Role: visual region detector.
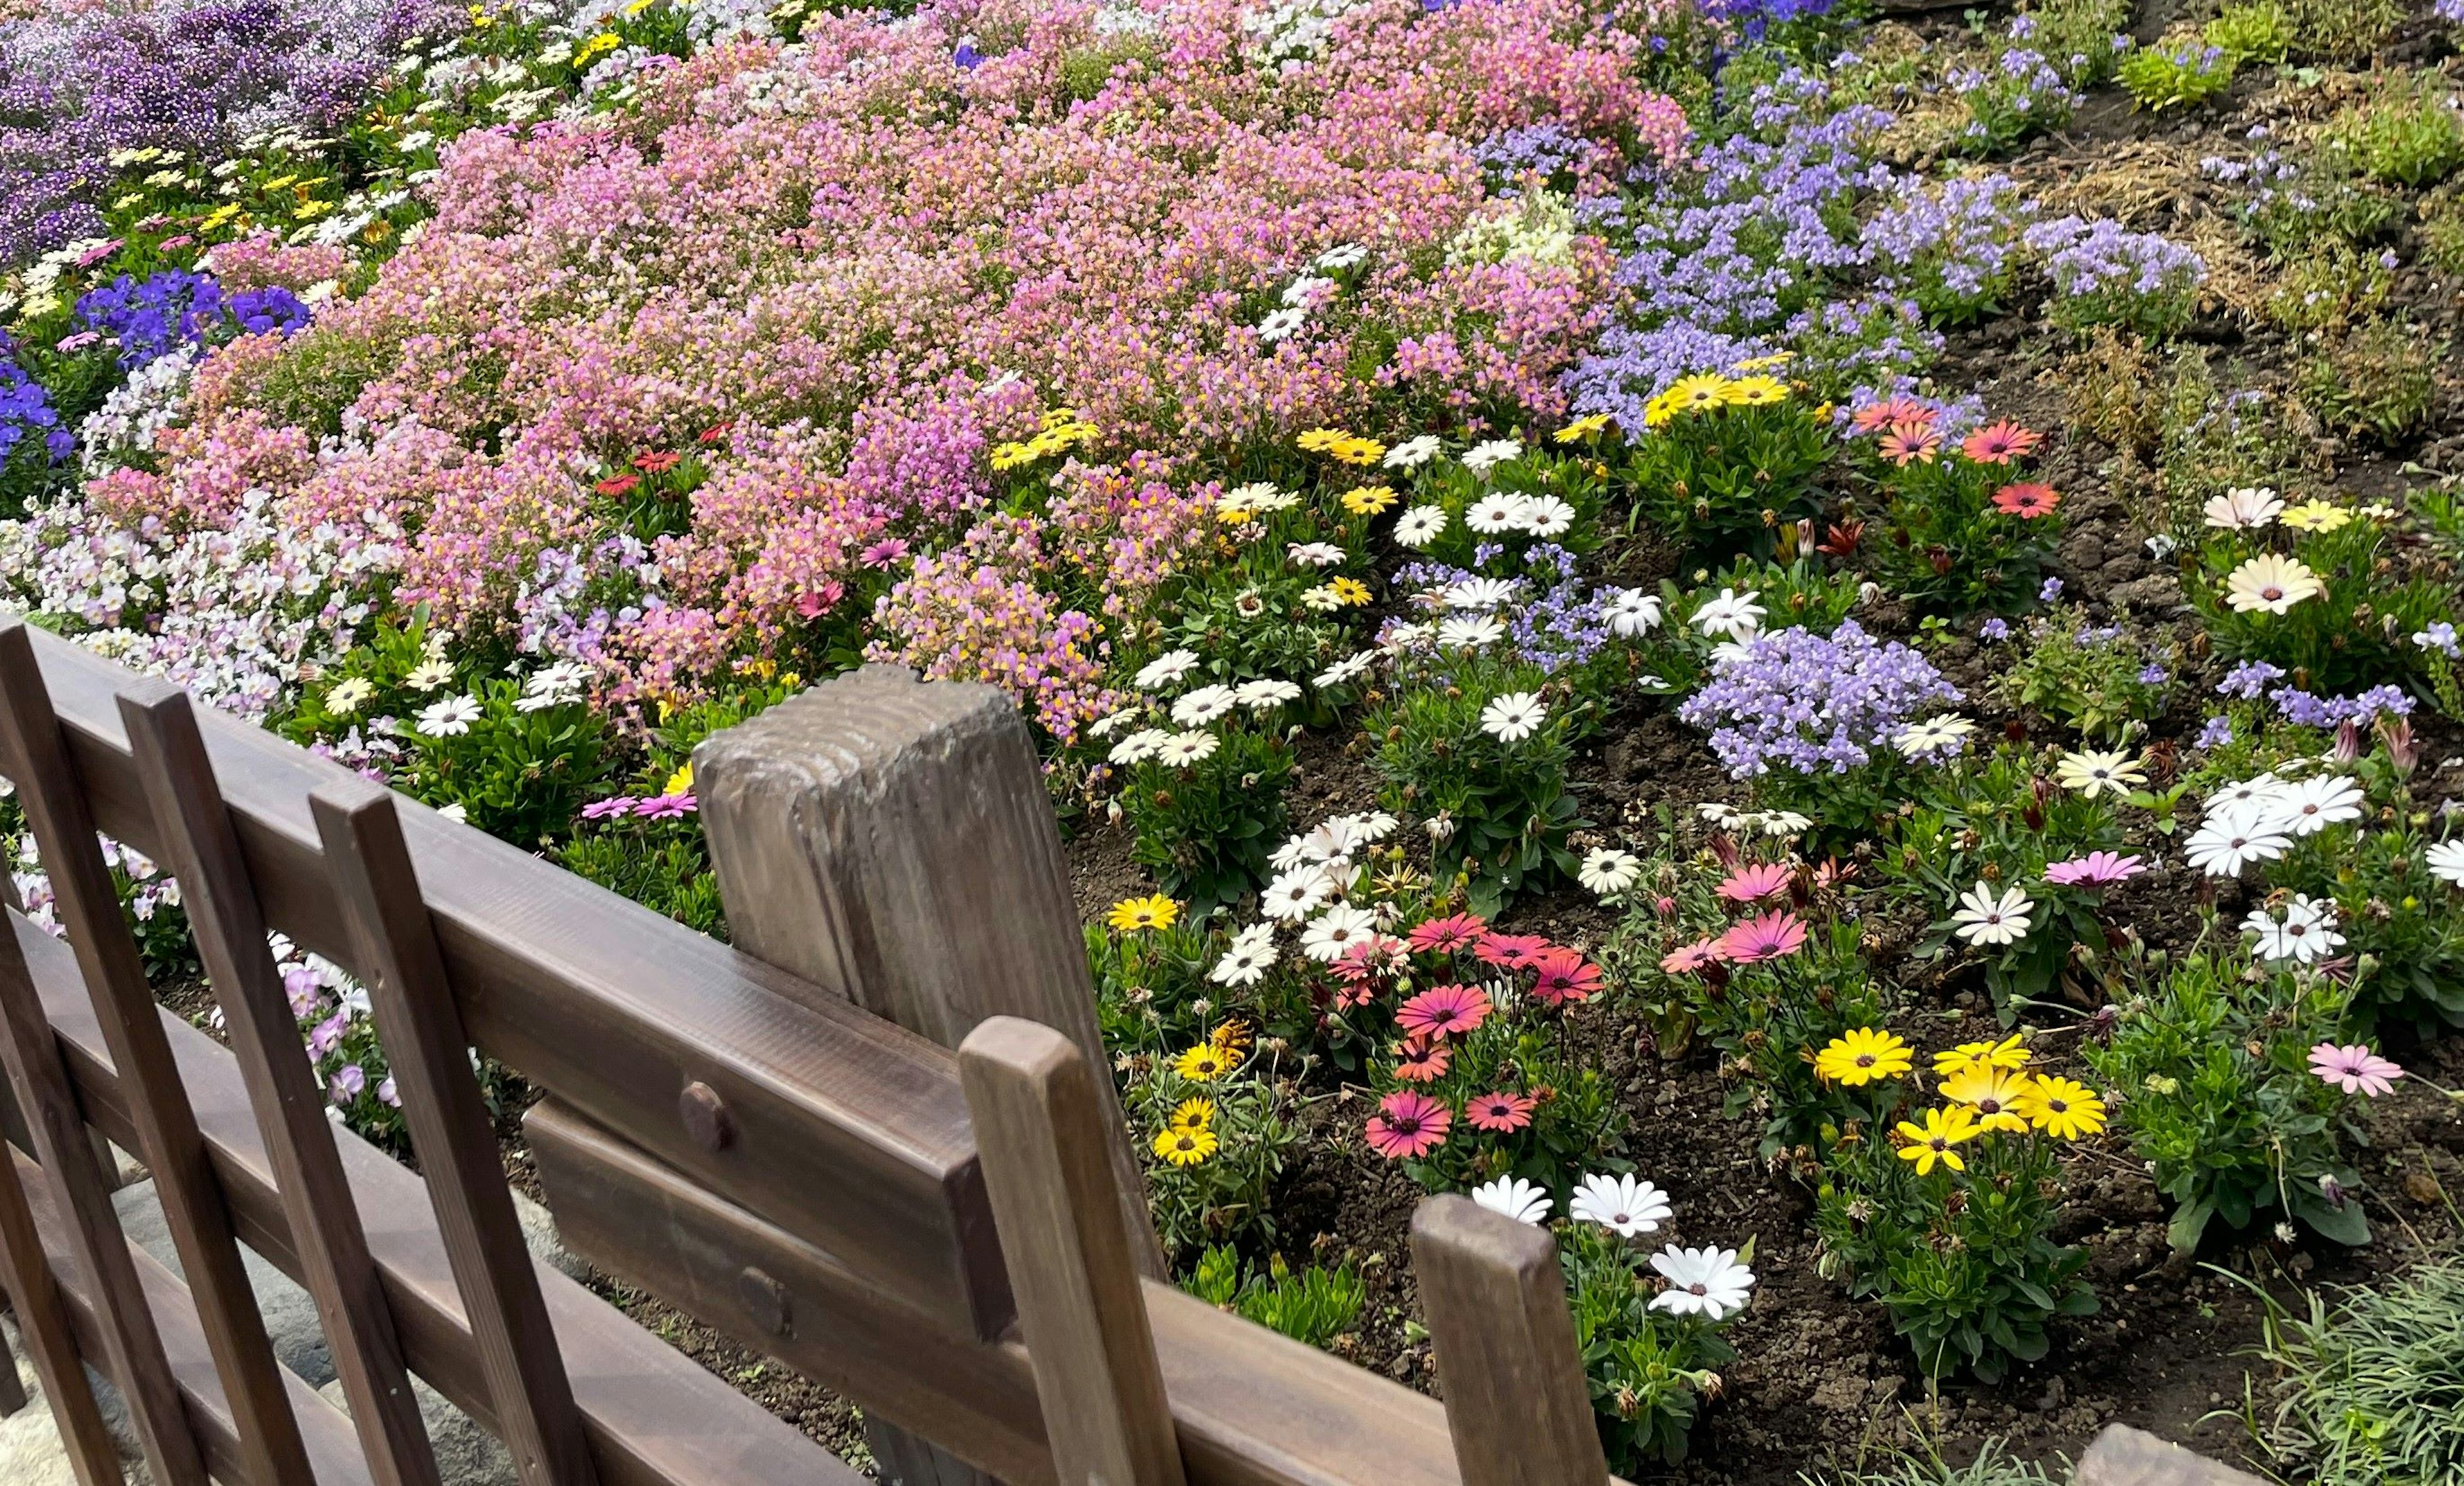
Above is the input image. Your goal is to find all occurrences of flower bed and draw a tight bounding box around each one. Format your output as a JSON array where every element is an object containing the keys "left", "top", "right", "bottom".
[{"left": 4, "top": 0, "right": 2464, "bottom": 1478}]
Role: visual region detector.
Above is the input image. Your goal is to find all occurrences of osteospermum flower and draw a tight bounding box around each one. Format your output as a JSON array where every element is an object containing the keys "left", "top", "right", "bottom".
[
  {"left": 2245, "top": 895, "right": 2344, "bottom": 965},
  {"left": 1394, "top": 506, "right": 1448, "bottom": 547},
  {"left": 1364, "top": 1091, "right": 1450, "bottom": 1159},
  {"left": 1302, "top": 904, "right": 1380, "bottom": 962},
  {"left": 415, "top": 696, "right": 481, "bottom": 737},
  {"left": 1723, "top": 375, "right": 1788, "bottom": 406},
  {"left": 1480, "top": 692, "right": 1548, "bottom": 743},
  {"left": 1990, "top": 483, "right": 2060, "bottom": 518},
  {"left": 1407, "top": 912, "right": 1487, "bottom": 953},
  {"left": 1529, "top": 948, "right": 1604, "bottom": 1006},
  {"left": 1604, "top": 590, "right": 1663, "bottom": 636},
  {"left": 1895, "top": 1106, "right": 1981, "bottom": 1174},
  {"left": 1210, "top": 925, "right": 1278, "bottom": 986},
  {"left": 1648, "top": 1246, "right": 1755, "bottom": 1319},
  {"left": 1940, "top": 1066, "right": 2035, "bottom": 1132},
  {"left": 2307, "top": 1043, "right": 2404, "bottom": 1097},
  {"left": 2203, "top": 486, "right": 2283, "bottom": 530},
  {"left": 2278, "top": 499, "right": 2351, "bottom": 533},
  {"left": 2225, "top": 554, "right": 2325, "bottom": 614},
  {"left": 2015, "top": 1077, "right": 2105, "bottom": 1139},
  {"left": 1960, "top": 421, "right": 2042, "bottom": 464},
  {"left": 1661, "top": 374, "right": 1731, "bottom": 416},
  {"left": 1392, "top": 1040, "right": 1451, "bottom": 1082},
  {"left": 1934, "top": 1035, "right": 2030, "bottom": 1079},
  {"left": 1716, "top": 910, "right": 1806, "bottom": 964},
  {"left": 1173, "top": 1042, "right": 1234, "bottom": 1081},
  {"left": 1475, "top": 932, "right": 1550, "bottom": 969},
  {"left": 1471, "top": 1176, "right": 1552, "bottom": 1225},
  {"left": 1168, "top": 1098, "right": 1215, "bottom": 1133},
  {"left": 1716, "top": 862, "right": 1794, "bottom": 904},
  {"left": 1571, "top": 1174, "right": 1672, "bottom": 1236},
  {"left": 1951, "top": 882, "right": 2035, "bottom": 946},
  {"left": 1816, "top": 1028, "right": 1913, "bottom": 1086},
  {"left": 1464, "top": 1091, "right": 1536, "bottom": 1132},
  {"left": 1108, "top": 894, "right": 1179, "bottom": 933},
  {"left": 1691, "top": 588, "right": 1765, "bottom": 640},
  {"left": 1154, "top": 1125, "right": 1218, "bottom": 1166},
  {"left": 1396, "top": 984, "right": 1491, "bottom": 1041},
  {"left": 1894, "top": 715, "right": 1976, "bottom": 760},
  {"left": 2429, "top": 839, "right": 2464, "bottom": 886},
  {"left": 2271, "top": 774, "right": 2363, "bottom": 837},
  {"left": 1579, "top": 848, "right": 1644, "bottom": 896},
  {"left": 2044, "top": 851, "right": 2144, "bottom": 887},
  {"left": 2186, "top": 805, "right": 2293, "bottom": 876},
  {"left": 1341, "top": 484, "right": 1398, "bottom": 515},
  {"left": 1879, "top": 421, "right": 1943, "bottom": 465},
  {"left": 2055, "top": 748, "right": 2146, "bottom": 799},
  {"left": 1156, "top": 732, "right": 1219, "bottom": 767}
]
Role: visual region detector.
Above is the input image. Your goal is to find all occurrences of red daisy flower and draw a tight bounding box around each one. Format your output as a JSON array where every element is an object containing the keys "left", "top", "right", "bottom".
[
  {"left": 1392, "top": 1039, "right": 1451, "bottom": 1082},
  {"left": 1960, "top": 421, "right": 2041, "bottom": 465},
  {"left": 594, "top": 473, "right": 641, "bottom": 497},
  {"left": 1991, "top": 483, "right": 2060, "bottom": 518},
  {"left": 1474, "top": 932, "right": 1550, "bottom": 969},
  {"left": 1529, "top": 948, "right": 1603, "bottom": 1007},
  {"left": 1407, "top": 912, "right": 1488, "bottom": 953},
  {"left": 1396, "top": 984, "right": 1491, "bottom": 1042},
  {"left": 634, "top": 450, "right": 683, "bottom": 473},
  {"left": 1464, "top": 1091, "right": 1536, "bottom": 1132}
]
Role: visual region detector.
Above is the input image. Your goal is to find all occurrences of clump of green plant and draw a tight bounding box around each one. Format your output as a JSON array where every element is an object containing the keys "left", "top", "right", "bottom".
[
  {"left": 1115, "top": 722, "right": 1294, "bottom": 913},
  {"left": 1852, "top": 415, "right": 2062, "bottom": 617},
  {"left": 2263, "top": 243, "right": 2394, "bottom": 332},
  {"left": 2119, "top": 37, "right": 2237, "bottom": 112},
  {"left": 2284, "top": 0, "right": 2402, "bottom": 62},
  {"left": 2325, "top": 79, "right": 2464, "bottom": 189},
  {"left": 1806, "top": 1435, "right": 2065, "bottom": 1486},
  {"left": 2062, "top": 327, "right": 2164, "bottom": 455},
  {"left": 2296, "top": 318, "right": 2440, "bottom": 443},
  {"left": 2085, "top": 945, "right": 2371, "bottom": 1250},
  {"left": 2246, "top": 1262, "right": 2464, "bottom": 1486},
  {"left": 2424, "top": 192, "right": 2464, "bottom": 275},
  {"left": 1188, "top": 1246, "right": 1365, "bottom": 1349},
  {"left": 1123, "top": 1020, "right": 1299, "bottom": 1258},
  {"left": 1564, "top": 1220, "right": 1748, "bottom": 1469},
  {"left": 2206, "top": 0, "right": 2294, "bottom": 63},
  {"left": 1951, "top": 46, "right": 2078, "bottom": 157},
  {"left": 2018, "top": 0, "right": 2133, "bottom": 85},
  {"left": 2154, "top": 361, "right": 2314, "bottom": 543},
  {"left": 1996, "top": 608, "right": 2177, "bottom": 742},
  {"left": 1621, "top": 372, "right": 1833, "bottom": 557}
]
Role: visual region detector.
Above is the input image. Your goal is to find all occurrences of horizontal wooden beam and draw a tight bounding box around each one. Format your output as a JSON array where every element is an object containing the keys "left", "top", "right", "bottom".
[
  {"left": 17, "top": 624, "right": 1007, "bottom": 1339},
  {"left": 12, "top": 911, "right": 864, "bottom": 1486},
  {"left": 529, "top": 1102, "right": 1573, "bottom": 1486}
]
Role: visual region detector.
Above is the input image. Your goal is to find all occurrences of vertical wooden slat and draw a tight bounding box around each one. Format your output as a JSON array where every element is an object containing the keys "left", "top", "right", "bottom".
[
  {"left": 308, "top": 777, "right": 598, "bottom": 1486},
  {"left": 1408, "top": 1195, "right": 1607, "bottom": 1486},
  {"left": 119, "top": 681, "right": 445, "bottom": 1486},
  {"left": 0, "top": 1315, "right": 26, "bottom": 1417},
  {"left": 0, "top": 1134, "right": 121, "bottom": 1483},
  {"left": 958, "top": 1017, "right": 1185, "bottom": 1486},
  {"left": 0, "top": 619, "right": 311, "bottom": 1486}
]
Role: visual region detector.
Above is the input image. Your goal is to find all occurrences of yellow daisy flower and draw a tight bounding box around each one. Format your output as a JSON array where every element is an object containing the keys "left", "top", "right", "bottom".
[
  {"left": 662, "top": 760, "right": 695, "bottom": 797},
  {"left": 2016, "top": 1077, "right": 2107, "bottom": 1140},
  {"left": 1642, "top": 389, "right": 1682, "bottom": 429},
  {"left": 1329, "top": 576, "right": 1373, "bottom": 606},
  {"left": 1731, "top": 352, "right": 1795, "bottom": 372},
  {"left": 1296, "top": 428, "right": 1348, "bottom": 452},
  {"left": 1895, "top": 1106, "right": 1981, "bottom": 1174},
  {"left": 1814, "top": 1028, "right": 1913, "bottom": 1086},
  {"left": 1328, "top": 436, "right": 1387, "bottom": 465},
  {"left": 1107, "top": 894, "right": 1180, "bottom": 933},
  {"left": 1554, "top": 413, "right": 1613, "bottom": 443},
  {"left": 2278, "top": 500, "right": 2352, "bottom": 533},
  {"left": 1663, "top": 373, "right": 1733, "bottom": 414},
  {"left": 1939, "top": 1066, "right": 2035, "bottom": 1133},
  {"left": 1153, "top": 1125, "right": 1219, "bottom": 1166},
  {"left": 1168, "top": 1098, "right": 1215, "bottom": 1132},
  {"left": 1932, "top": 1035, "right": 2030, "bottom": 1079},
  {"left": 989, "top": 441, "right": 1036, "bottom": 470},
  {"left": 1173, "top": 1043, "right": 1233, "bottom": 1081},
  {"left": 1722, "top": 375, "right": 1789, "bottom": 406},
  {"left": 1341, "top": 484, "right": 1399, "bottom": 515}
]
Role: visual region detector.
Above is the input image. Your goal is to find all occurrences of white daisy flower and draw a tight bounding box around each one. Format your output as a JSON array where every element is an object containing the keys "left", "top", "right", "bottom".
[
  {"left": 1691, "top": 588, "right": 1765, "bottom": 641},
  {"left": 414, "top": 696, "right": 481, "bottom": 738},
  {"left": 405, "top": 658, "right": 454, "bottom": 692},
  {"left": 1648, "top": 1245, "right": 1755, "bottom": 1320},
  {"left": 1088, "top": 709, "right": 1141, "bottom": 738},
  {"left": 1108, "top": 727, "right": 1172, "bottom": 765},
  {"left": 1479, "top": 692, "right": 1547, "bottom": 744},
  {"left": 1280, "top": 273, "right": 1333, "bottom": 307},
  {"left": 1461, "top": 438, "right": 1524, "bottom": 475},
  {"left": 2428, "top": 839, "right": 2464, "bottom": 886},
  {"left": 1893, "top": 715, "right": 1976, "bottom": 759},
  {"left": 1951, "top": 882, "right": 2035, "bottom": 946},
  {"left": 1156, "top": 731, "right": 1219, "bottom": 767},
  {"left": 2185, "top": 804, "right": 2293, "bottom": 876},
  {"left": 1471, "top": 1176, "right": 1552, "bottom": 1226},
  {"left": 1570, "top": 1173, "right": 1672, "bottom": 1236},
  {"left": 1394, "top": 506, "right": 1448, "bottom": 548},
  {"left": 2203, "top": 486, "right": 2284, "bottom": 531},
  {"left": 2205, "top": 774, "right": 2288, "bottom": 817},
  {"left": 1313, "top": 242, "right": 1369, "bottom": 270},
  {"left": 1300, "top": 585, "right": 1345, "bottom": 611},
  {"left": 1602, "top": 589, "right": 1661, "bottom": 636},
  {"left": 1260, "top": 871, "right": 1333, "bottom": 923},
  {"left": 1287, "top": 541, "right": 1345, "bottom": 568},
  {"left": 1578, "top": 848, "right": 1643, "bottom": 896},
  {"left": 1445, "top": 577, "right": 1520, "bottom": 610},
  {"left": 1234, "top": 678, "right": 1303, "bottom": 710},
  {"left": 1299, "top": 903, "right": 1380, "bottom": 961},
  {"left": 1516, "top": 495, "right": 1576, "bottom": 538},
  {"left": 1383, "top": 435, "right": 1443, "bottom": 469},
  {"left": 1314, "top": 651, "right": 1376, "bottom": 688},
  {"left": 515, "top": 661, "right": 591, "bottom": 713},
  {"left": 2270, "top": 774, "right": 2363, "bottom": 837},
  {"left": 1136, "top": 649, "right": 1201, "bottom": 690},
  {"left": 1171, "top": 685, "right": 1240, "bottom": 726},
  {"left": 1438, "top": 615, "right": 1505, "bottom": 650},
  {"left": 1464, "top": 492, "right": 1527, "bottom": 534},
  {"left": 1258, "top": 306, "right": 1307, "bottom": 343},
  {"left": 2244, "top": 895, "right": 2344, "bottom": 965},
  {"left": 1210, "top": 924, "right": 1279, "bottom": 986}
]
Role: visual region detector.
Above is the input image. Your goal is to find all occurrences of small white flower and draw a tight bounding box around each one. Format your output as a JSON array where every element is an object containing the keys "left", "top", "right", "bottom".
[
  {"left": 2185, "top": 803, "right": 2293, "bottom": 876},
  {"left": 1280, "top": 273, "right": 1334, "bottom": 307},
  {"left": 404, "top": 658, "right": 454, "bottom": 692},
  {"left": 1136, "top": 650, "right": 1201, "bottom": 690},
  {"left": 1648, "top": 1245, "right": 1755, "bottom": 1320},
  {"left": 1234, "top": 678, "right": 1302, "bottom": 710},
  {"left": 2244, "top": 895, "right": 2344, "bottom": 964},
  {"left": 1300, "top": 585, "right": 1345, "bottom": 611},
  {"left": 1088, "top": 708, "right": 1140, "bottom": 738},
  {"left": 1260, "top": 871, "right": 1333, "bottom": 923},
  {"left": 1446, "top": 577, "right": 1520, "bottom": 610},
  {"left": 1691, "top": 588, "right": 1765, "bottom": 641},
  {"left": 2203, "top": 486, "right": 2283, "bottom": 531},
  {"left": 1602, "top": 589, "right": 1661, "bottom": 637},
  {"left": 435, "top": 803, "right": 469, "bottom": 824},
  {"left": 1516, "top": 495, "right": 1575, "bottom": 538},
  {"left": 1156, "top": 731, "right": 1219, "bottom": 767},
  {"left": 325, "top": 677, "right": 376, "bottom": 715},
  {"left": 2270, "top": 774, "right": 2363, "bottom": 837},
  {"left": 1394, "top": 506, "right": 1448, "bottom": 548},
  {"left": 414, "top": 696, "right": 481, "bottom": 738},
  {"left": 1300, "top": 903, "right": 1380, "bottom": 961},
  {"left": 1479, "top": 692, "right": 1547, "bottom": 744},
  {"left": 1210, "top": 924, "right": 1279, "bottom": 986},
  {"left": 1313, "top": 242, "right": 1368, "bottom": 270},
  {"left": 1893, "top": 715, "right": 1976, "bottom": 759},
  {"left": 1578, "top": 848, "right": 1643, "bottom": 896},
  {"left": 2055, "top": 748, "right": 2147, "bottom": 799},
  {"left": 1951, "top": 882, "right": 2035, "bottom": 946},
  {"left": 1464, "top": 492, "right": 1527, "bottom": 534},
  {"left": 1258, "top": 306, "right": 1308, "bottom": 343},
  {"left": 2205, "top": 773, "right": 2288, "bottom": 817},
  {"left": 1461, "top": 438, "right": 1524, "bottom": 475},
  {"left": 1471, "top": 1176, "right": 1552, "bottom": 1226},
  {"left": 1109, "top": 727, "right": 1172, "bottom": 765},
  {"left": 1383, "top": 435, "right": 1443, "bottom": 470},
  {"left": 514, "top": 661, "right": 590, "bottom": 712},
  {"left": 1171, "top": 685, "right": 1239, "bottom": 726},
  {"left": 2144, "top": 533, "right": 2179, "bottom": 561},
  {"left": 2428, "top": 839, "right": 2464, "bottom": 887},
  {"left": 1287, "top": 541, "right": 1345, "bottom": 568},
  {"left": 1570, "top": 1173, "right": 1672, "bottom": 1236},
  {"left": 1314, "top": 651, "right": 1376, "bottom": 688},
  {"left": 1437, "top": 615, "right": 1505, "bottom": 650}
]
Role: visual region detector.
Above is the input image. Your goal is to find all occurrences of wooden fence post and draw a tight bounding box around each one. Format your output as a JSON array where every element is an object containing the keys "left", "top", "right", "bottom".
[
  {"left": 695, "top": 665, "right": 1163, "bottom": 1486},
  {"left": 1408, "top": 1196, "right": 1607, "bottom": 1486},
  {"left": 959, "top": 1018, "right": 1183, "bottom": 1486}
]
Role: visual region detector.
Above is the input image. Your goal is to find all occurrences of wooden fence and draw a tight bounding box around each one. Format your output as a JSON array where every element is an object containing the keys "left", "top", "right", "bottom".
[{"left": 0, "top": 619, "right": 2260, "bottom": 1486}]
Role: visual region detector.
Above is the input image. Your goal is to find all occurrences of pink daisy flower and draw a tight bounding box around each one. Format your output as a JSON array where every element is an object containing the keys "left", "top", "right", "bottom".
[
  {"left": 1408, "top": 912, "right": 1489, "bottom": 953},
  {"left": 1475, "top": 932, "right": 1551, "bottom": 970},
  {"left": 1717, "top": 862, "right": 1794, "bottom": 905},
  {"left": 1464, "top": 1091, "right": 1536, "bottom": 1132},
  {"left": 581, "top": 796, "right": 640, "bottom": 821},
  {"left": 1529, "top": 948, "right": 1604, "bottom": 1007},
  {"left": 1851, "top": 396, "right": 1933, "bottom": 433},
  {"left": 1879, "top": 422, "right": 1942, "bottom": 466},
  {"left": 1960, "top": 421, "right": 2042, "bottom": 465},
  {"left": 1715, "top": 910, "right": 1807, "bottom": 964},
  {"left": 1392, "top": 1040, "right": 1451, "bottom": 1083},
  {"left": 1365, "top": 1091, "right": 1451, "bottom": 1159},
  {"left": 1659, "top": 939, "right": 1729, "bottom": 975},
  {"left": 635, "top": 792, "right": 697, "bottom": 821},
  {"left": 2043, "top": 851, "right": 2144, "bottom": 887},
  {"left": 1396, "top": 984, "right": 1491, "bottom": 1042},
  {"left": 2307, "top": 1043, "right": 2404, "bottom": 1097}
]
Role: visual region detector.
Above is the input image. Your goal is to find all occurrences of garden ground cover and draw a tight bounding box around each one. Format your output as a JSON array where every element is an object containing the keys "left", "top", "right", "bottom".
[{"left": 5, "top": 0, "right": 2464, "bottom": 1479}]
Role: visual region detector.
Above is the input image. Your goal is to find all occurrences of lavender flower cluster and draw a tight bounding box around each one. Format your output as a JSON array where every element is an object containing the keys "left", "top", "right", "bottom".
[
  {"left": 2023, "top": 216, "right": 2207, "bottom": 299},
  {"left": 1863, "top": 173, "right": 2033, "bottom": 317},
  {"left": 75, "top": 268, "right": 311, "bottom": 369},
  {"left": 2216, "top": 662, "right": 2416, "bottom": 728},
  {"left": 1678, "top": 620, "right": 1961, "bottom": 778},
  {"left": 0, "top": 344, "right": 70, "bottom": 466}
]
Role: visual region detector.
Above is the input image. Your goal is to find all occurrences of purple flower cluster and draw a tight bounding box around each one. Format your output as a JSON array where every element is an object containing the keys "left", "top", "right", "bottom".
[
  {"left": 76, "top": 269, "right": 311, "bottom": 370},
  {"left": 2272, "top": 686, "right": 2414, "bottom": 729},
  {"left": 0, "top": 345, "right": 70, "bottom": 466},
  {"left": 2021, "top": 215, "right": 2206, "bottom": 325},
  {"left": 1863, "top": 174, "right": 2033, "bottom": 313},
  {"left": 1678, "top": 620, "right": 1962, "bottom": 778}
]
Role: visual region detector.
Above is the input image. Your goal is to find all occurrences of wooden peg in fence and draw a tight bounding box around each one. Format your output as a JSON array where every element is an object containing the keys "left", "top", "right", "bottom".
[
  {"left": 120, "top": 681, "right": 445, "bottom": 1486},
  {"left": 0, "top": 1123, "right": 121, "bottom": 1483},
  {"left": 958, "top": 1017, "right": 1185, "bottom": 1486},
  {"left": 310, "top": 776, "right": 599, "bottom": 1486},
  {"left": 1408, "top": 1195, "right": 1608, "bottom": 1486}
]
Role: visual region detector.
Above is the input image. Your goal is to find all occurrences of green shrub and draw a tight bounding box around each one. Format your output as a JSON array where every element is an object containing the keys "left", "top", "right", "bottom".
[
  {"left": 2327, "top": 80, "right": 2464, "bottom": 189},
  {"left": 2019, "top": 0, "right": 2133, "bottom": 85},
  {"left": 2295, "top": 318, "right": 2440, "bottom": 443},
  {"left": 2205, "top": 0, "right": 2294, "bottom": 65},
  {"left": 2248, "top": 1262, "right": 2464, "bottom": 1486},
  {"left": 1188, "top": 1247, "right": 1365, "bottom": 1349},
  {"left": 2284, "top": 0, "right": 2402, "bottom": 64},
  {"left": 2119, "top": 38, "right": 2237, "bottom": 112}
]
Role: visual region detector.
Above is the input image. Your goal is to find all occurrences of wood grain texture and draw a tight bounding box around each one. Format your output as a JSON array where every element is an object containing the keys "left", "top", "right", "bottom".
[
  {"left": 694, "top": 663, "right": 1161, "bottom": 1286},
  {"left": 2076, "top": 1426, "right": 2268, "bottom": 1486},
  {"left": 17, "top": 624, "right": 1002, "bottom": 1340},
  {"left": 119, "top": 681, "right": 444, "bottom": 1486},
  {"left": 959, "top": 1018, "right": 1185, "bottom": 1486},
  {"left": 1408, "top": 1196, "right": 1607, "bottom": 1486},
  {"left": 11, "top": 1146, "right": 375, "bottom": 1486},
  {"left": 311, "top": 778, "right": 597, "bottom": 1486},
  {"left": 0, "top": 1123, "right": 121, "bottom": 1483},
  {"left": 0, "top": 620, "right": 309, "bottom": 1486},
  {"left": 10, "top": 907, "right": 853, "bottom": 1486}
]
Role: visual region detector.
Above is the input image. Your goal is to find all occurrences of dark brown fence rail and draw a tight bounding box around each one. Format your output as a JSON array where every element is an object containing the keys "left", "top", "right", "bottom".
[{"left": 0, "top": 618, "right": 2253, "bottom": 1486}]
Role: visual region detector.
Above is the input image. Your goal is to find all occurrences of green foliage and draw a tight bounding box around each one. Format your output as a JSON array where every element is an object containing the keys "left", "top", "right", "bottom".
[
  {"left": 1126, "top": 1043, "right": 1298, "bottom": 1260},
  {"left": 2283, "top": 0, "right": 2402, "bottom": 62},
  {"left": 1121, "top": 728, "right": 1294, "bottom": 914},
  {"left": 2205, "top": 0, "right": 2294, "bottom": 65},
  {"left": 1856, "top": 447, "right": 2060, "bottom": 617},
  {"left": 2083, "top": 947, "right": 2369, "bottom": 1251},
  {"left": 1188, "top": 1247, "right": 1365, "bottom": 1348},
  {"left": 1994, "top": 610, "right": 2175, "bottom": 743},
  {"left": 2187, "top": 505, "right": 2449, "bottom": 696},
  {"left": 2020, "top": 0, "right": 2133, "bottom": 85},
  {"left": 2327, "top": 81, "right": 2464, "bottom": 189},
  {"left": 1621, "top": 389, "right": 1833, "bottom": 558},
  {"left": 1805, "top": 1435, "right": 2065, "bottom": 1486},
  {"left": 1563, "top": 1223, "right": 1741, "bottom": 1469},
  {"left": 2248, "top": 1262, "right": 2464, "bottom": 1486},
  {"left": 2263, "top": 243, "right": 2394, "bottom": 332},
  {"left": 2261, "top": 773, "right": 2464, "bottom": 1036},
  {"left": 554, "top": 830, "right": 726, "bottom": 937},
  {"left": 2119, "top": 38, "right": 2237, "bottom": 113}
]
